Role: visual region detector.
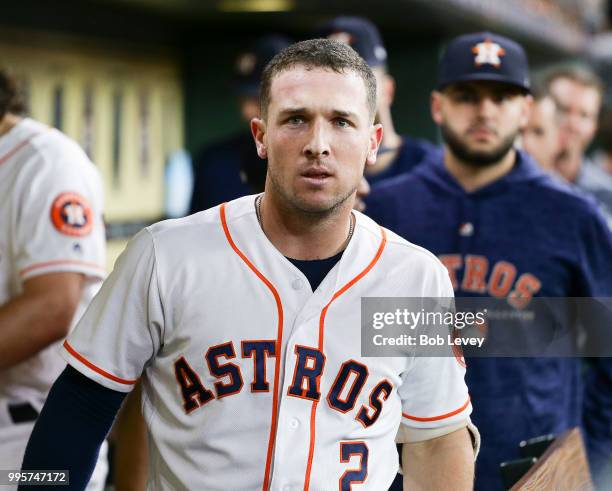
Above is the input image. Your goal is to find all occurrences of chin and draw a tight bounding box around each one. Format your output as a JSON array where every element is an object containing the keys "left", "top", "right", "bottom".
[{"left": 292, "top": 192, "right": 347, "bottom": 215}]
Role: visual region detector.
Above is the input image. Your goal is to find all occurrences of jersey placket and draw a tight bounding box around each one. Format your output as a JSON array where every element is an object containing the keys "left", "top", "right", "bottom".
[{"left": 268, "top": 264, "right": 342, "bottom": 491}]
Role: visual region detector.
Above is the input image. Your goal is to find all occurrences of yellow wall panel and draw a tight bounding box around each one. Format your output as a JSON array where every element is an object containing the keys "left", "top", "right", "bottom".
[{"left": 0, "top": 40, "right": 183, "bottom": 224}]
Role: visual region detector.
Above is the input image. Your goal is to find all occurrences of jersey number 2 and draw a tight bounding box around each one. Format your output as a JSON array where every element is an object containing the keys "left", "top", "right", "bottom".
[{"left": 339, "top": 441, "right": 368, "bottom": 490}]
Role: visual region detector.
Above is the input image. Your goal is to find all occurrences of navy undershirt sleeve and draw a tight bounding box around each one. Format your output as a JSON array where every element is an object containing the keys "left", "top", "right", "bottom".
[{"left": 20, "top": 365, "right": 127, "bottom": 490}]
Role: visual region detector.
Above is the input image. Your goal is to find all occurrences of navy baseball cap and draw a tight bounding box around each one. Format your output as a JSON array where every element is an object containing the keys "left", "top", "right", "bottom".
[
  {"left": 234, "top": 34, "right": 293, "bottom": 97},
  {"left": 314, "top": 16, "right": 387, "bottom": 68},
  {"left": 437, "top": 32, "right": 530, "bottom": 92}
]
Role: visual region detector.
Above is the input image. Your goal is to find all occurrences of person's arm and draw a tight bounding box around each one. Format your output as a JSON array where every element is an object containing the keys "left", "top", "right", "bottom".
[
  {"left": 402, "top": 427, "right": 474, "bottom": 490},
  {"left": 0, "top": 272, "right": 84, "bottom": 370},
  {"left": 20, "top": 366, "right": 126, "bottom": 490},
  {"left": 110, "top": 381, "right": 149, "bottom": 490}
]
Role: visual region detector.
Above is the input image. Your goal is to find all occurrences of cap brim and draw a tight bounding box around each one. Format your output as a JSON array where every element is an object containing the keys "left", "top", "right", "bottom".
[{"left": 437, "top": 73, "right": 530, "bottom": 93}]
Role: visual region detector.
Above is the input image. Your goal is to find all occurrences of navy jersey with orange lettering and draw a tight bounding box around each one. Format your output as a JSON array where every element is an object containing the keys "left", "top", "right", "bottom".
[{"left": 365, "top": 150, "right": 612, "bottom": 490}]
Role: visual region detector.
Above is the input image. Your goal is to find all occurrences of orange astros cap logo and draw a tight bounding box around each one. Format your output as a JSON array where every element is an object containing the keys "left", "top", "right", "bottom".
[
  {"left": 50, "top": 192, "right": 93, "bottom": 237},
  {"left": 472, "top": 38, "right": 505, "bottom": 68}
]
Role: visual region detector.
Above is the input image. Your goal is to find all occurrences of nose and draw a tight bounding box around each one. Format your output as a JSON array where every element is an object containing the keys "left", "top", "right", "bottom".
[
  {"left": 475, "top": 96, "right": 497, "bottom": 118},
  {"left": 561, "top": 112, "right": 581, "bottom": 136},
  {"left": 303, "top": 120, "right": 331, "bottom": 159}
]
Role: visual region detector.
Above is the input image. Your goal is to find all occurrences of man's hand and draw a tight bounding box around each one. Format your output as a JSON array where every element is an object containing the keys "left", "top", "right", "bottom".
[
  {"left": 354, "top": 176, "right": 371, "bottom": 212},
  {"left": 0, "top": 272, "right": 84, "bottom": 369},
  {"left": 402, "top": 427, "right": 474, "bottom": 490}
]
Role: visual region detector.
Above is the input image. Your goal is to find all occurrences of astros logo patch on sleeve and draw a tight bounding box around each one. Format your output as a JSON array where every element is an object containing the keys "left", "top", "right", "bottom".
[{"left": 50, "top": 192, "right": 93, "bottom": 236}]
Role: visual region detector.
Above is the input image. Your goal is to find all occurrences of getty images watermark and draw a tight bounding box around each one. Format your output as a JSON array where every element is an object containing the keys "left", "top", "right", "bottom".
[
  {"left": 371, "top": 306, "right": 487, "bottom": 349},
  {"left": 361, "top": 297, "right": 612, "bottom": 358}
]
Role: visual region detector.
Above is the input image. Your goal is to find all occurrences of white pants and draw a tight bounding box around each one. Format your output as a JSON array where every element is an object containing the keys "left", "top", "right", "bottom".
[{"left": 0, "top": 422, "right": 108, "bottom": 491}]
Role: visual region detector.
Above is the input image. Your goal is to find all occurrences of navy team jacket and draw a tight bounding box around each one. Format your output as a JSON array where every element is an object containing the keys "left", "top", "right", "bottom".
[{"left": 365, "top": 149, "right": 612, "bottom": 490}]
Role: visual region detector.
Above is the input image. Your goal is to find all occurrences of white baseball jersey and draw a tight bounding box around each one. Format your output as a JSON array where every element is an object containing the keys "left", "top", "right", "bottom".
[
  {"left": 63, "top": 194, "right": 471, "bottom": 490},
  {"left": 0, "top": 117, "right": 105, "bottom": 427}
]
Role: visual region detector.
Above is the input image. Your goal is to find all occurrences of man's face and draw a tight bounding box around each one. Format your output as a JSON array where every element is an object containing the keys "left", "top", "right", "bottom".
[
  {"left": 549, "top": 77, "right": 600, "bottom": 154},
  {"left": 522, "top": 96, "right": 560, "bottom": 171},
  {"left": 252, "top": 66, "right": 382, "bottom": 214},
  {"left": 431, "top": 81, "right": 531, "bottom": 167}
]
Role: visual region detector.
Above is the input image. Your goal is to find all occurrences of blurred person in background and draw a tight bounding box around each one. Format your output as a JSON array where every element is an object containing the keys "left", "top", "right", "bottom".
[
  {"left": 0, "top": 69, "right": 108, "bottom": 490},
  {"left": 545, "top": 64, "right": 612, "bottom": 227},
  {"left": 521, "top": 82, "right": 560, "bottom": 172},
  {"left": 579, "top": 106, "right": 612, "bottom": 227},
  {"left": 545, "top": 64, "right": 603, "bottom": 183},
  {"left": 189, "top": 34, "right": 292, "bottom": 213},
  {"left": 366, "top": 32, "right": 612, "bottom": 490}
]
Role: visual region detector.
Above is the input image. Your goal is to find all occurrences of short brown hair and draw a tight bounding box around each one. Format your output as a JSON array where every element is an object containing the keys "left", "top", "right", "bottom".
[
  {"left": 0, "top": 69, "right": 25, "bottom": 118},
  {"left": 543, "top": 63, "right": 604, "bottom": 103},
  {"left": 259, "top": 38, "right": 377, "bottom": 121}
]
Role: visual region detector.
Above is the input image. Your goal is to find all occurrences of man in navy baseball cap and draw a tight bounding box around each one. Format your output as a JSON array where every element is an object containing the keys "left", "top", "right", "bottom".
[
  {"left": 437, "top": 32, "right": 531, "bottom": 93},
  {"left": 234, "top": 34, "right": 293, "bottom": 97},
  {"left": 431, "top": 31, "right": 533, "bottom": 168},
  {"left": 315, "top": 16, "right": 388, "bottom": 68},
  {"left": 367, "top": 31, "right": 612, "bottom": 490}
]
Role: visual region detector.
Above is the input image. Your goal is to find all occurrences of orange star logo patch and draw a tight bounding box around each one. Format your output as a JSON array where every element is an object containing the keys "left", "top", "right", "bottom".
[
  {"left": 472, "top": 38, "right": 505, "bottom": 68},
  {"left": 50, "top": 192, "right": 93, "bottom": 237}
]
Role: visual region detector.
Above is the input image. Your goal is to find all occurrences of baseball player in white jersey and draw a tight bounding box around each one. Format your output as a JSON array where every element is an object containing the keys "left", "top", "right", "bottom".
[
  {"left": 0, "top": 70, "right": 107, "bottom": 490},
  {"left": 23, "top": 40, "right": 477, "bottom": 489}
]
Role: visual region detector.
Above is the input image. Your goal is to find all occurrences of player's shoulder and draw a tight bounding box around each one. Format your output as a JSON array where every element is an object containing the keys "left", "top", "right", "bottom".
[
  {"left": 18, "top": 118, "right": 97, "bottom": 174},
  {"left": 372, "top": 154, "right": 437, "bottom": 195},
  {"left": 25, "top": 119, "right": 86, "bottom": 156},
  {"left": 356, "top": 211, "right": 447, "bottom": 275},
  {"left": 529, "top": 169, "right": 602, "bottom": 218},
  {"left": 146, "top": 194, "right": 257, "bottom": 250}
]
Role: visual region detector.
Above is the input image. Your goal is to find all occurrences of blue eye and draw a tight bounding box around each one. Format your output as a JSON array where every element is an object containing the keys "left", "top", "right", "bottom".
[
  {"left": 335, "top": 118, "right": 351, "bottom": 127},
  {"left": 287, "top": 116, "right": 304, "bottom": 125}
]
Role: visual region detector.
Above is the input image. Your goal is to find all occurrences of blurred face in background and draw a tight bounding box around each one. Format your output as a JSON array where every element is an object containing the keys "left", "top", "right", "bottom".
[
  {"left": 522, "top": 96, "right": 560, "bottom": 171},
  {"left": 431, "top": 81, "right": 531, "bottom": 167},
  {"left": 549, "top": 77, "right": 601, "bottom": 181},
  {"left": 239, "top": 96, "right": 260, "bottom": 122}
]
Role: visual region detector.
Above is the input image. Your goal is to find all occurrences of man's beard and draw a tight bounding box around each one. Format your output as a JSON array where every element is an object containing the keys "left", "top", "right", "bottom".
[{"left": 441, "top": 122, "right": 517, "bottom": 167}]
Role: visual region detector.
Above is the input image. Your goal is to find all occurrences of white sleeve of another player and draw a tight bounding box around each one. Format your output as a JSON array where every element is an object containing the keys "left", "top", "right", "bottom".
[
  {"left": 14, "top": 135, "right": 106, "bottom": 282},
  {"left": 61, "top": 229, "right": 163, "bottom": 392},
  {"left": 397, "top": 264, "right": 472, "bottom": 431}
]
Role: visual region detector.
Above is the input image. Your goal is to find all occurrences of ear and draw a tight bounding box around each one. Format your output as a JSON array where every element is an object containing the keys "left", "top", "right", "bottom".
[
  {"left": 518, "top": 95, "right": 534, "bottom": 130},
  {"left": 430, "top": 91, "right": 445, "bottom": 126},
  {"left": 366, "top": 123, "right": 384, "bottom": 167},
  {"left": 250, "top": 118, "right": 267, "bottom": 159}
]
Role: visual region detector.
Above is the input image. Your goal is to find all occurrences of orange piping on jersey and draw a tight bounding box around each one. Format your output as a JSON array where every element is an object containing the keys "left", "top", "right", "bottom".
[
  {"left": 0, "top": 129, "right": 46, "bottom": 167},
  {"left": 402, "top": 396, "right": 471, "bottom": 422},
  {"left": 20, "top": 259, "right": 106, "bottom": 277},
  {"left": 220, "top": 203, "right": 284, "bottom": 491},
  {"left": 63, "top": 340, "right": 138, "bottom": 385},
  {"left": 303, "top": 225, "right": 387, "bottom": 491}
]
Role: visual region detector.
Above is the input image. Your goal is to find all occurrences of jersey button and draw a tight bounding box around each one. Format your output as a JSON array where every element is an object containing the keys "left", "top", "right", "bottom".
[
  {"left": 459, "top": 222, "right": 474, "bottom": 236},
  {"left": 289, "top": 418, "right": 299, "bottom": 429},
  {"left": 291, "top": 278, "right": 304, "bottom": 290}
]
